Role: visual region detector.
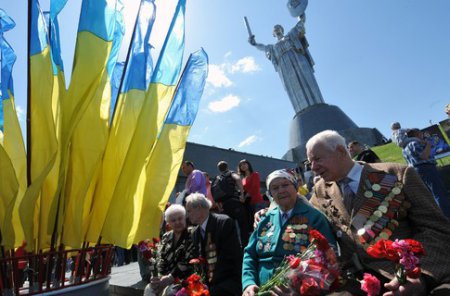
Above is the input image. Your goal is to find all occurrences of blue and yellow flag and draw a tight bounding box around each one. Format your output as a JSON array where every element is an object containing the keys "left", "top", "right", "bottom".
[
  {"left": 61, "top": 0, "right": 124, "bottom": 248},
  {"left": 135, "top": 48, "right": 208, "bottom": 241},
  {"left": 19, "top": 0, "right": 65, "bottom": 250},
  {"left": 0, "top": 9, "right": 27, "bottom": 248},
  {"left": 86, "top": 0, "right": 157, "bottom": 244},
  {"left": 98, "top": 0, "right": 186, "bottom": 247},
  {"left": 37, "top": 4, "right": 67, "bottom": 250}
]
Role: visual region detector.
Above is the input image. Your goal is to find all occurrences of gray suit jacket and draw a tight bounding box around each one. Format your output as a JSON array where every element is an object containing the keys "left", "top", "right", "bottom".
[{"left": 310, "top": 162, "right": 450, "bottom": 287}]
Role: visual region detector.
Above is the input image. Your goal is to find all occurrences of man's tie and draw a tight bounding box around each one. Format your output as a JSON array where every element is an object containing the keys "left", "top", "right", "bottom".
[
  {"left": 201, "top": 227, "right": 206, "bottom": 240},
  {"left": 281, "top": 212, "right": 289, "bottom": 224},
  {"left": 339, "top": 177, "right": 355, "bottom": 213}
]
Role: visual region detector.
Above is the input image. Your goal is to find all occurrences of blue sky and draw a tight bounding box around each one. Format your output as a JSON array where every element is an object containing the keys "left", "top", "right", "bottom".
[{"left": 2, "top": 0, "right": 450, "bottom": 159}]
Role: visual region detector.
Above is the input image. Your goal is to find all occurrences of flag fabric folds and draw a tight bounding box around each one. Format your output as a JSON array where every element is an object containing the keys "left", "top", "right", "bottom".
[
  {"left": 86, "top": 0, "right": 157, "bottom": 245},
  {"left": 19, "top": 0, "right": 61, "bottom": 250},
  {"left": 134, "top": 48, "right": 208, "bottom": 241},
  {"left": 0, "top": 10, "right": 27, "bottom": 248},
  {"left": 62, "top": 0, "right": 124, "bottom": 248},
  {"left": 97, "top": 0, "right": 187, "bottom": 248}
]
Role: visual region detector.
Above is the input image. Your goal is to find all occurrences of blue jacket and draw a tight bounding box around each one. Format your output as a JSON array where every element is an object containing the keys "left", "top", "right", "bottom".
[{"left": 242, "top": 197, "right": 336, "bottom": 290}]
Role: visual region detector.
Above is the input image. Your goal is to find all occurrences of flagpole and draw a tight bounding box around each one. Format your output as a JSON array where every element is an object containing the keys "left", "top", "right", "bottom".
[
  {"left": 26, "top": 0, "right": 32, "bottom": 186},
  {"left": 111, "top": 0, "right": 145, "bottom": 122}
]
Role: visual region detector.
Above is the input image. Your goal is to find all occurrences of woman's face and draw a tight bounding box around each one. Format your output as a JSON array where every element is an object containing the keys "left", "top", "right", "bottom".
[
  {"left": 269, "top": 177, "right": 297, "bottom": 211},
  {"left": 167, "top": 212, "right": 186, "bottom": 234},
  {"left": 239, "top": 162, "right": 249, "bottom": 172}
]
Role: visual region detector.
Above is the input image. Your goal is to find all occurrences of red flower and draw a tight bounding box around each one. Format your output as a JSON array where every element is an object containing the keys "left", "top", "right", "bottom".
[
  {"left": 406, "top": 266, "right": 421, "bottom": 279},
  {"left": 403, "top": 239, "right": 425, "bottom": 256},
  {"left": 189, "top": 258, "right": 201, "bottom": 265},
  {"left": 366, "top": 239, "right": 400, "bottom": 262},
  {"left": 289, "top": 257, "right": 301, "bottom": 269},
  {"left": 142, "top": 250, "right": 152, "bottom": 260},
  {"left": 300, "top": 277, "right": 321, "bottom": 296},
  {"left": 309, "top": 229, "right": 330, "bottom": 251},
  {"left": 360, "top": 273, "right": 381, "bottom": 296},
  {"left": 153, "top": 237, "right": 160, "bottom": 244}
]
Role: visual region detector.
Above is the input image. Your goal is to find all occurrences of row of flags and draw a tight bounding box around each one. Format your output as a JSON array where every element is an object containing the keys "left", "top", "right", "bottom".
[{"left": 0, "top": 0, "right": 208, "bottom": 250}]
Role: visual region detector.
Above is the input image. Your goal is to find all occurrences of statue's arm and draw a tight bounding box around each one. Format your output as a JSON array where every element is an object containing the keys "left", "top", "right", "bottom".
[{"left": 248, "top": 35, "right": 267, "bottom": 52}]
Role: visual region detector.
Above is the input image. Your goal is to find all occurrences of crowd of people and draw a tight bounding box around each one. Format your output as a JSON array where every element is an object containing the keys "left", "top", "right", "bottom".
[{"left": 136, "top": 128, "right": 450, "bottom": 296}]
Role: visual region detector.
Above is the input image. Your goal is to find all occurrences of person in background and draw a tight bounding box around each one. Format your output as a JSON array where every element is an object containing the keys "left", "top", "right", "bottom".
[
  {"left": 145, "top": 205, "right": 198, "bottom": 296},
  {"left": 212, "top": 161, "right": 250, "bottom": 248},
  {"left": 203, "top": 172, "right": 218, "bottom": 212},
  {"left": 403, "top": 128, "right": 450, "bottom": 219},
  {"left": 348, "top": 141, "right": 381, "bottom": 163},
  {"left": 242, "top": 169, "right": 336, "bottom": 296},
  {"left": 176, "top": 161, "right": 206, "bottom": 205},
  {"left": 391, "top": 122, "right": 407, "bottom": 148},
  {"left": 238, "top": 159, "right": 266, "bottom": 230}
]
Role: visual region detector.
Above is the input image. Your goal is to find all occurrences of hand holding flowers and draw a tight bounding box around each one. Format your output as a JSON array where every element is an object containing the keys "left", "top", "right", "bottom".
[
  {"left": 257, "top": 229, "right": 340, "bottom": 296},
  {"left": 363, "top": 238, "right": 425, "bottom": 296}
]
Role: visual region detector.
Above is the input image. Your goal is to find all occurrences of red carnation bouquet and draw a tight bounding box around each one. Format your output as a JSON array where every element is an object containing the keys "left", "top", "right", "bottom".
[
  {"left": 258, "top": 229, "right": 340, "bottom": 296},
  {"left": 175, "top": 257, "right": 209, "bottom": 296},
  {"left": 138, "top": 237, "right": 160, "bottom": 277},
  {"left": 366, "top": 239, "right": 425, "bottom": 285}
]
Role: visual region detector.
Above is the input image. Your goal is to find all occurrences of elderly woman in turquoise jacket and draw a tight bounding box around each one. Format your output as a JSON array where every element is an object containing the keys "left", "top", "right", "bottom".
[{"left": 242, "top": 169, "right": 336, "bottom": 296}]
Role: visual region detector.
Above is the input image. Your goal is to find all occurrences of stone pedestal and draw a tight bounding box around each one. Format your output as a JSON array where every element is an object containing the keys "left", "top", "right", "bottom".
[{"left": 283, "top": 103, "right": 386, "bottom": 162}]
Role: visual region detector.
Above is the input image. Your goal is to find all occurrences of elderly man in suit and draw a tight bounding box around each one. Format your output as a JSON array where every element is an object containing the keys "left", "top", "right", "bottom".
[
  {"left": 185, "top": 193, "right": 242, "bottom": 296},
  {"left": 306, "top": 130, "right": 450, "bottom": 295}
]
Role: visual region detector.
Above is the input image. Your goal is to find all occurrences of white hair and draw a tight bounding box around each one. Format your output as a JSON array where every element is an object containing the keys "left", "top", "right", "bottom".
[
  {"left": 185, "top": 193, "right": 211, "bottom": 209},
  {"left": 306, "top": 130, "right": 346, "bottom": 153},
  {"left": 164, "top": 204, "right": 186, "bottom": 222}
]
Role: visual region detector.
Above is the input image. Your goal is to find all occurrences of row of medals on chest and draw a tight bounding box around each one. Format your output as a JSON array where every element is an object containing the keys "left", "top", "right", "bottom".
[
  {"left": 259, "top": 218, "right": 309, "bottom": 252},
  {"left": 354, "top": 176, "right": 411, "bottom": 249}
]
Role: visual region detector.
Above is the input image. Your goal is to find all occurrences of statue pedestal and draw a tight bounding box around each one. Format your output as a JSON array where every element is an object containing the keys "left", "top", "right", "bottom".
[{"left": 283, "top": 103, "right": 386, "bottom": 162}]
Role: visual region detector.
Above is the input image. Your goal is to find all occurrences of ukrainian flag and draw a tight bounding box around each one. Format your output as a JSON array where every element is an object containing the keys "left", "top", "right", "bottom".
[
  {"left": 37, "top": 5, "right": 67, "bottom": 250},
  {"left": 0, "top": 9, "right": 27, "bottom": 248},
  {"left": 61, "top": 0, "right": 124, "bottom": 248},
  {"left": 134, "top": 48, "right": 208, "bottom": 241},
  {"left": 99, "top": 0, "right": 186, "bottom": 248},
  {"left": 86, "top": 0, "right": 156, "bottom": 244},
  {"left": 19, "top": 0, "right": 61, "bottom": 250}
]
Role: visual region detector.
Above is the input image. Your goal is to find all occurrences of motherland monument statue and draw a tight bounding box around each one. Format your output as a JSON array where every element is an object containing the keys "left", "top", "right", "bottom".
[{"left": 245, "top": 0, "right": 385, "bottom": 162}]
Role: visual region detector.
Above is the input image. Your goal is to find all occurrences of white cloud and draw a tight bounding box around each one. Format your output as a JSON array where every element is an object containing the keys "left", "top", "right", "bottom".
[
  {"left": 230, "top": 56, "right": 261, "bottom": 74},
  {"left": 207, "top": 64, "right": 233, "bottom": 88},
  {"left": 208, "top": 94, "right": 240, "bottom": 113},
  {"left": 224, "top": 51, "right": 232, "bottom": 59},
  {"left": 15, "top": 105, "right": 26, "bottom": 123},
  {"left": 238, "top": 135, "right": 259, "bottom": 148}
]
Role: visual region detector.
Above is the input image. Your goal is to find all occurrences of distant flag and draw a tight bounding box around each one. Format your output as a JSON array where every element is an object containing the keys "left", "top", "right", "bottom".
[
  {"left": 86, "top": 0, "right": 157, "bottom": 244},
  {"left": 19, "top": 0, "right": 58, "bottom": 250},
  {"left": 98, "top": 0, "right": 186, "bottom": 248},
  {"left": 135, "top": 48, "right": 208, "bottom": 242},
  {"left": 0, "top": 9, "right": 27, "bottom": 248},
  {"left": 61, "top": 0, "right": 124, "bottom": 248}
]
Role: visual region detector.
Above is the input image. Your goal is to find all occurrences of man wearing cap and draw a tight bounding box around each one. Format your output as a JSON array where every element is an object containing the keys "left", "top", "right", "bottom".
[
  {"left": 242, "top": 169, "right": 335, "bottom": 296},
  {"left": 306, "top": 130, "right": 450, "bottom": 295}
]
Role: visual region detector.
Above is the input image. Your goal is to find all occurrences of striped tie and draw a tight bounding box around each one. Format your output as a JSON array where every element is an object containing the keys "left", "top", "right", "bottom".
[{"left": 339, "top": 177, "right": 355, "bottom": 212}]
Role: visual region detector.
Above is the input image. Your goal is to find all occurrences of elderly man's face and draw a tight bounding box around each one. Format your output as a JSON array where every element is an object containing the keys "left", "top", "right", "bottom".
[
  {"left": 167, "top": 211, "right": 186, "bottom": 234},
  {"left": 185, "top": 204, "right": 204, "bottom": 225},
  {"left": 269, "top": 177, "right": 297, "bottom": 211},
  {"left": 307, "top": 143, "right": 346, "bottom": 182}
]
